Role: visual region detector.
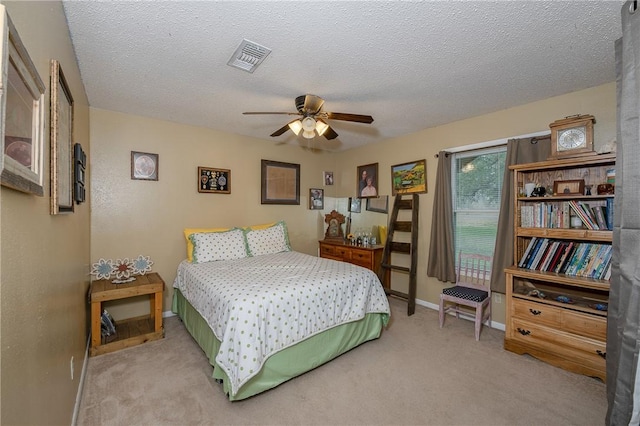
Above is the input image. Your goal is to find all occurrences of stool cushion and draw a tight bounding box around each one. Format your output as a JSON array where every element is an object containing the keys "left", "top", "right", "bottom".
[{"left": 442, "top": 286, "right": 488, "bottom": 302}]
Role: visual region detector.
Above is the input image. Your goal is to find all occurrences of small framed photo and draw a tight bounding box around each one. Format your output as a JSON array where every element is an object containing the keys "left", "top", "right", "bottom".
[
  {"left": 198, "top": 166, "right": 230, "bottom": 194},
  {"left": 357, "top": 163, "right": 379, "bottom": 198},
  {"left": 391, "top": 159, "right": 427, "bottom": 195},
  {"left": 366, "top": 196, "right": 388, "bottom": 213},
  {"left": 553, "top": 179, "right": 585, "bottom": 196},
  {"left": 348, "top": 197, "right": 361, "bottom": 213},
  {"left": 309, "top": 188, "right": 324, "bottom": 210},
  {"left": 323, "top": 171, "right": 334, "bottom": 186},
  {"left": 131, "top": 151, "right": 158, "bottom": 181}
]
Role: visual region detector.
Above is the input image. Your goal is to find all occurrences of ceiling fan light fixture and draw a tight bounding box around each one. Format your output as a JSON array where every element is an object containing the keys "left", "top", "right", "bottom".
[
  {"left": 301, "top": 117, "right": 316, "bottom": 132},
  {"left": 288, "top": 120, "right": 303, "bottom": 135},
  {"left": 302, "top": 130, "right": 315, "bottom": 139},
  {"left": 315, "top": 120, "right": 329, "bottom": 136}
]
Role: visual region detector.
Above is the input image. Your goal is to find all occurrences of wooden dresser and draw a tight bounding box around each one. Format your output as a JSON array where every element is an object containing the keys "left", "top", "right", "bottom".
[{"left": 318, "top": 240, "right": 384, "bottom": 273}]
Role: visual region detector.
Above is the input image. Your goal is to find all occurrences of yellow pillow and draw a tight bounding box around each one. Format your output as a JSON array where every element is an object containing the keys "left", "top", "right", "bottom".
[
  {"left": 183, "top": 223, "right": 276, "bottom": 262},
  {"left": 184, "top": 228, "right": 229, "bottom": 262}
]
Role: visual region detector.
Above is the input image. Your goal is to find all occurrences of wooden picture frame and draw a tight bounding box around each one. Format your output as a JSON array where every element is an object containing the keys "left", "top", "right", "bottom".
[
  {"left": 348, "top": 197, "right": 361, "bottom": 213},
  {"left": 261, "top": 159, "right": 300, "bottom": 205},
  {"left": 357, "top": 163, "right": 379, "bottom": 198},
  {"left": 553, "top": 179, "right": 585, "bottom": 196},
  {"left": 309, "top": 188, "right": 324, "bottom": 210},
  {"left": 50, "top": 60, "right": 74, "bottom": 214},
  {"left": 73, "top": 143, "right": 86, "bottom": 204},
  {"left": 366, "top": 196, "right": 388, "bottom": 213},
  {"left": 131, "top": 151, "right": 158, "bottom": 181},
  {"left": 391, "top": 159, "right": 427, "bottom": 195},
  {"left": 197, "top": 166, "right": 230, "bottom": 193},
  {"left": 0, "top": 8, "right": 46, "bottom": 196}
]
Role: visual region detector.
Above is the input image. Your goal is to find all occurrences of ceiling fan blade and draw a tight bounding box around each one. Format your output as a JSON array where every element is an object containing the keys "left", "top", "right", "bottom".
[
  {"left": 303, "top": 94, "right": 324, "bottom": 115},
  {"left": 326, "top": 112, "right": 374, "bottom": 124},
  {"left": 323, "top": 125, "right": 339, "bottom": 140},
  {"left": 243, "top": 112, "right": 301, "bottom": 116},
  {"left": 270, "top": 119, "right": 304, "bottom": 137}
]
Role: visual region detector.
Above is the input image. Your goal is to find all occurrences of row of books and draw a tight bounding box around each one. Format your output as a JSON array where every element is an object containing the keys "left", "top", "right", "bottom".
[
  {"left": 520, "top": 198, "right": 613, "bottom": 230},
  {"left": 518, "top": 237, "right": 612, "bottom": 280}
]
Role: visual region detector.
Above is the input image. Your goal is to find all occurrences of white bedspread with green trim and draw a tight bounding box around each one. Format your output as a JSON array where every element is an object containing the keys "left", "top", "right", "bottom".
[{"left": 173, "top": 251, "right": 390, "bottom": 396}]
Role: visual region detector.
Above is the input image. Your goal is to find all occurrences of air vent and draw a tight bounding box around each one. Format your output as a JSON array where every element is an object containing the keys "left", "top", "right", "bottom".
[{"left": 227, "top": 39, "right": 271, "bottom": 73}]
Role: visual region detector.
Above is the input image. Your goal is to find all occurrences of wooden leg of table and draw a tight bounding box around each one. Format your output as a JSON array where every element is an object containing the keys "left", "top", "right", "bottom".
[
  {"left": 91, "top": 301, "right": 101, "bottom": 349},
  {"left": 151, "top": 291, "right": 163, "bottom": 332}
]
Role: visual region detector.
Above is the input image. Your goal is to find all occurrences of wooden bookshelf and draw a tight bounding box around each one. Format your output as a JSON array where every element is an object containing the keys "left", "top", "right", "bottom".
[{"left": 504, "top": 154, "right": 614, "bottom": 381}]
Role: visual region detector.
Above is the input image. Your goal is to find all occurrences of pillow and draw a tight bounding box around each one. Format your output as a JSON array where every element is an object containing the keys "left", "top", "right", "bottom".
[
  {"left": 184, "top": 227, "right": 230, "bottom": 262},
  {"left": 244, "top": 221, "right": 291, "bottom": 256},
  {"left": 189, "top": 228, "right": 248, "bottom": 263}
]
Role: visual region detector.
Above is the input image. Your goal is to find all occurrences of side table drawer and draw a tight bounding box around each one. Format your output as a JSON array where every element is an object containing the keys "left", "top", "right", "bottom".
[
  {"left": 335, "top": 246, "right": 352, "bottom": 261},
  {"left": 512, "top": 299, "right": 561, "bottom": 328}
]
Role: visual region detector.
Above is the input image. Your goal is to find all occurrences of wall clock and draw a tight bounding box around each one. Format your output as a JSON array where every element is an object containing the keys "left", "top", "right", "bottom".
[{"left": 548, "top": 114, "right": 595, "bottom": 159}]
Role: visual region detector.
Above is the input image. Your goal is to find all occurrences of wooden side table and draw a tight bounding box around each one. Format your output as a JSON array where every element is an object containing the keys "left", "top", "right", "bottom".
[{"left": 90, "top": 272, "right": 165, "bottom": 356}]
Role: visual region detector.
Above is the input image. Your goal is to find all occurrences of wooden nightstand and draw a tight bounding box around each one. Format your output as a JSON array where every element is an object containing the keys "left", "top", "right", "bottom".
[{"left": 90, "top": 272, "right": 165, "bottom": 356}]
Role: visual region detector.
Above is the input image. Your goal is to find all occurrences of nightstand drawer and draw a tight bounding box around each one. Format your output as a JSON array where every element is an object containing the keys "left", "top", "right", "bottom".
[
  {"left": 350, "top": 248, "right": 373, "bottom": 267},
  {"left": 334, "top": 246, "right": 352, "bottom": 260}
]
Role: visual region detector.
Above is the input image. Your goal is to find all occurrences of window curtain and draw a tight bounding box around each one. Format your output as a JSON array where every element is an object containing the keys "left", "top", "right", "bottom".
[
  {"left": 489, "top": 136, "right": 550, "bottom": 293},
  {"left": 607, "top": 2, "right": 640, "bottom": 424},
  {"left": 427, "top": 151, "right": 456, "bottom": 282}
]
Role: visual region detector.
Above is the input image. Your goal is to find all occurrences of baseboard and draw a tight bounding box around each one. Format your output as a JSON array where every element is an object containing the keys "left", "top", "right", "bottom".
[
  {"left": 415, "top": 297, "right": 506, "bottom": 331},
  {"left": 71, "top": 334, "right": 91, "bottom": 426}
]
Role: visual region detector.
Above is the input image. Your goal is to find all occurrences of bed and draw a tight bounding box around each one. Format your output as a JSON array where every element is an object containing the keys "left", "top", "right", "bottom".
[{"left": 172, "top": 223, "right": 390, "bottom": 401}]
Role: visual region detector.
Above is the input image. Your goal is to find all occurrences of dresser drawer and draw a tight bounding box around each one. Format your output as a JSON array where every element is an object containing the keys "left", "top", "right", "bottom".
[
  {"left": 510, "top": 318, "right": 606, "bottom": 369},
  {"left": 512, "top": 299, "right": 561, "bottom": 328},
  {"left": 512, "top": 298, "right": 606, "bottom": 341},
  {"left": 562, "top": 309, "right": 607, "bottom": 341},
  {"left": 334, "top": 246, "right": 352, "bottom": 261},
  {"left": 350, "top": 248, "right": 373, "bottom": 267},
  {"left": 319, "top": 243, "right": 336, "bottom": 257}
]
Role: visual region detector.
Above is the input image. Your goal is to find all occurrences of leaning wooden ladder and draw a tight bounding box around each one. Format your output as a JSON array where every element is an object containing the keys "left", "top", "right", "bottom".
[{"left": 378, "top": 193, "right": 419, "bottom": 315}]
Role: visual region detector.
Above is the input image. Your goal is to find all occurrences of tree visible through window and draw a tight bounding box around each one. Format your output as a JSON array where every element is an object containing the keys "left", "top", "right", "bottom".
[{"left": 452, "top": 146, "right": 506, "bottom": 270}]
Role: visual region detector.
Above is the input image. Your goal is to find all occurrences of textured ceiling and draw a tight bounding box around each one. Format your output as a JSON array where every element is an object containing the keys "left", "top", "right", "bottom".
[{"left": 62, "top": 1, "right": 625, "bottom": 152}]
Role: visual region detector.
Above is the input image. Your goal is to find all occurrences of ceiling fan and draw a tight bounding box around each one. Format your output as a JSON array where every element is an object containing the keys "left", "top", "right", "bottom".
[{"left": 243, "top": 94, "right": 374, "bottom": 140}]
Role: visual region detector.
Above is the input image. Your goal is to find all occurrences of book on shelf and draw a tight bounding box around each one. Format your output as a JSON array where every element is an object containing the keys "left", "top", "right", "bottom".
[
  {"left": 529, "top": 239, "right": 550, "bottom": 269},
  {"left": 524, "top": 238, "right": 546, "bottom": 269},
  {"left": 568, "top": 200, "right": 598, "bottom": 229},
  {"left": 606, "top": 197, "right": 614, "bottom": 230},
  {"left": 592, "top": 205, "right": 608, "bottom": 230},
  {"left": 518, "top": 237, "right": 539, "bottom": 267},
  {"left": 554, "top": 242, "right": 575, "bottom": 273},
  {"left": 539, "top": 241, "right": 560, "bottom": 271},
  {"left": 546, "top": 241, "right": 569, "bottom": 272}
]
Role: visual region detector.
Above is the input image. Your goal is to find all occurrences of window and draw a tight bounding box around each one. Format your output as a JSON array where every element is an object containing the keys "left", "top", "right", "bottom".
[{"left": 451, "top": 146, "right": 506, "bottom": 269}]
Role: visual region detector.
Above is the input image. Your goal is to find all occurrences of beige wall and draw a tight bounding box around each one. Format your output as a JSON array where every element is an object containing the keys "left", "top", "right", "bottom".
[
  {"left": 0, "top": 1, "right": 90, "bottom": 425},
  {"left": 90, "top": 109, "right": 340, "bottom": 318},
  {"left": 337, "top": 82, "right": 617, "bottom": 323}
]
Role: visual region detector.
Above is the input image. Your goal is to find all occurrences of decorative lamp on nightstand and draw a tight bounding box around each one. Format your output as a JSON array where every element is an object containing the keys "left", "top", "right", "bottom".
[{"left": 548, "top": 114, "right": 595, "bottom": 160}]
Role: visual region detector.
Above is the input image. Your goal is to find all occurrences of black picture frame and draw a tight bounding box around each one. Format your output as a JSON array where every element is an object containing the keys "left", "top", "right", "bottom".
[
  {"left": 198, "top": 166, "right": 230, "bottom": 194},
  {"left": 309, "top": 188, "right": 324, "bottom": 210},
  {"left": 348, "top": 197, "right": 361, "bottom": 213},
  {"left": 261, "top": 159, "right": 300, "bottom": 205},
  {"left": 73, "top": 143, "right": 86, "bottom": 204}
]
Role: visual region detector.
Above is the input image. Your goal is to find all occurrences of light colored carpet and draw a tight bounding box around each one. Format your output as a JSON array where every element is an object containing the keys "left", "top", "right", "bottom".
[{"left": 77, "top": 297, "right": 606, "bottom": 425}]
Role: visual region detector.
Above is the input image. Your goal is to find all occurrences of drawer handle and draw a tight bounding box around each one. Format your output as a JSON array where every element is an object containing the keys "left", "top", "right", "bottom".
[
  {"left": 597, "top": 350, "right": 607, "bottom": 359},
  {"left": 517, "top": 328, "right": 531, "bottom": 336},
  {"left": 529, "top": 309, "right": 542, "bottom": 316}
]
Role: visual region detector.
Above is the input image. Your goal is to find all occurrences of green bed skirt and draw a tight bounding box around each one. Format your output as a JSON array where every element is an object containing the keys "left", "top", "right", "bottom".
[{"left": 172, "top": 289, "right": 387, "bottom": 400}]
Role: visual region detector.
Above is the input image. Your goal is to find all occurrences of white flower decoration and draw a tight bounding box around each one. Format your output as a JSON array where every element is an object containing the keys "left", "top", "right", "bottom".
[
  {"left": 113, "top": 258, "right": 133, "bottom": 280},
  {"left": 91, "top": 258, "right": 115, "bottom": 280},
  {"left": 131, "top": 255, "right": 153, "bottom": 275}
]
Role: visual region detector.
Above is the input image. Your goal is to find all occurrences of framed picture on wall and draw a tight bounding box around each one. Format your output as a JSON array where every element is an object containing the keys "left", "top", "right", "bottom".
[
  {"left": 366, "top": 195, "right": 388, "bottom": 213},
  {"left": 261, "top": 159, "right": 300, "bottom": 205},
  {"left": 198, "top": 166, "right": 230, "bottom": 193},
  {"left": 348, "top": 197, "right": 361, "bottom": 213},
  {"left": 131, "top": 151, "right": 159, "bottom": 181},
  {"left": 323, "top": 171, "right": 334, "bottom": 186},
  {"left": 50, "top": 59, "right": 75, "bottom": 214},
  {"left": 357, "top": 163, "right": 379, "bottom": 198},
  {"left": 0, "top": 10, "right": 46, "bottom": 196},
  {"left": 309, "top": 188, "right": 324, "bottom": 210},
  {"left": 391, "top": 159, "right": 427, "bottom": 195}
]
